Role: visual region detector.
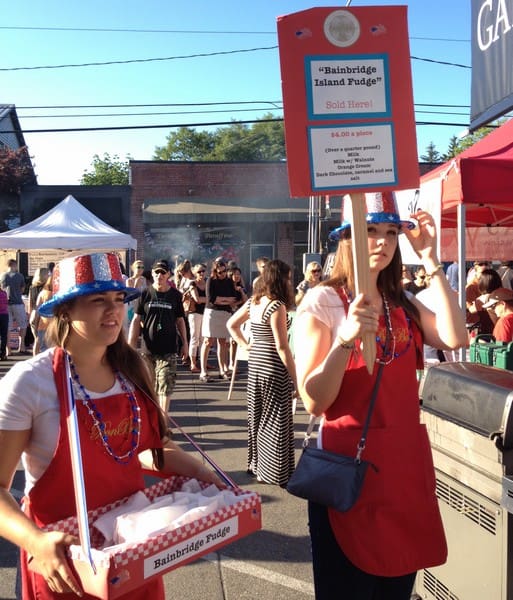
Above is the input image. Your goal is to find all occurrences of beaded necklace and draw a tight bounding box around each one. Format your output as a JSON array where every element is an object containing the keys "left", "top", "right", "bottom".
[
  {"left": 340, "top": 287, "right": 413, "bottom": 364},
  {"left": 376, "top": 294, "right": 413, "bottom": 365},
  {"left": 68, "top": 356, "right": 141, "bottom": 464}
]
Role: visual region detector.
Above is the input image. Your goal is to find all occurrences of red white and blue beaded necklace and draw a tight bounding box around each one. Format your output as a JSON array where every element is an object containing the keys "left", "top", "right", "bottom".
[
  {"left": 342, "top": 287, "right": 413, "bottom": 364},
  {"left": 68, "top": 355, "right": 141, "bottom": 464}
]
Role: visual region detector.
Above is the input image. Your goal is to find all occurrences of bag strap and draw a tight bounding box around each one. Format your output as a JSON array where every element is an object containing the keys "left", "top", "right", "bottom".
[
  {"left": 355, "top": 359, "right": 385, "bottom": 462},
  {"left": 303, "top": 296, "right": 391, "bottom": 463},
  {"left": 302, "top": 360, "right": 385, "bottom": 462}
]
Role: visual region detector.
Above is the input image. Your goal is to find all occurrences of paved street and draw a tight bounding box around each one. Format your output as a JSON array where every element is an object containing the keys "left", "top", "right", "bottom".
[{"left": 0, "top": 354, "right": 315, "bottom": 600}]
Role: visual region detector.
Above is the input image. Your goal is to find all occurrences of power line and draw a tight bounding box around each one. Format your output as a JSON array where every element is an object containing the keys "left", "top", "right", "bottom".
[
  {"left": 415, "top": 110, "right": 469, "bottom": 116},
  {"left": 16, "top": 101, "right": 283, "bottom": 110},
  {"left": 1, "top": 118, "right": 284, "bottom": 134},
  {"left": 1, "top": 50, "right": 470, "bottom": 72},
  {"left": 411, "top": 55, "right": 469, "bottom": 69},
  {"left": 0, "top": 46, "right": 279, "bottom": 71},
  {"left": 14, "top": 101, "right": 469, "bottom": 111},
  {"left": 0, "top": 26, "right": 276, "bottom": 35},
  {"left": 415, "top": 103, "right": 470, "bottom": 108},
  {"left": 0, "top": 117, "right": 476, "bottom": 135},
  {"left": 18, "top": 107, "right": 283, "bottom": 119},
  {"left": 18, "top": 107, "right": 475, "bottom": 120},
  {"left": 0, "top": 24, "right": 471, "bottom": 42}
]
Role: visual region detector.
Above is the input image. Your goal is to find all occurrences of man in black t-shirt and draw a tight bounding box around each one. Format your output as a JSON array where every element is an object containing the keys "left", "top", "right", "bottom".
[{"left": 128, "top": 259, "right": 188, "bottom": 413}]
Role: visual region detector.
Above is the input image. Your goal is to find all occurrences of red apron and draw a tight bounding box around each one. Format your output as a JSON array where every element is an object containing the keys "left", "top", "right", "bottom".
[
  {"left": 323, "top": 301, "right": 447, "bottom": 577},
  {"left": 20, "top": 347, "right": 164, "bottom": 600}
]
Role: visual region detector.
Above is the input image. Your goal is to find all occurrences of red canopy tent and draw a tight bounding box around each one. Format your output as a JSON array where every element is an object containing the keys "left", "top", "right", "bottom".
[{"left": 420, "top": 118, "right": 513, "bottom": 229}]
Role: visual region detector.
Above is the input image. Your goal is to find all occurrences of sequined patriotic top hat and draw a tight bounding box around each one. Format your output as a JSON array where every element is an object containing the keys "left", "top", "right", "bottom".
[
  {"left": 38, "top": 252, "right": 141, "bottom": 317},
  {"left": 328, "top": 191, "right": 416, "bottom": 241}
]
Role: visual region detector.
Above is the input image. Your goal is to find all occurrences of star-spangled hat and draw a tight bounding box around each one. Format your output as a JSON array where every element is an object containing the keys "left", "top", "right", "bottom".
[
  {"left": 328, "top": 192, "right": 416, "bottom": 241},
  {"left": 38, "top": 252, "right": 141, "bottom": 317}
]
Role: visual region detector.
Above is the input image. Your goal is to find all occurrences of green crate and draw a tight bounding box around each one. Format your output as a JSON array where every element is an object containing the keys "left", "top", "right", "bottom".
[
  {"left": 492, "top": 345, "right": 513, "bottom": 370},
  {"left": 470, "top": 334, "right": 513, "bottom": 371}
]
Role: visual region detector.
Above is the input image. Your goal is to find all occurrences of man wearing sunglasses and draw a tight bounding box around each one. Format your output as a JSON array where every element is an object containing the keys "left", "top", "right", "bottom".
[{"left": 129, "top": 259, "right": 188, "bottom": 413}]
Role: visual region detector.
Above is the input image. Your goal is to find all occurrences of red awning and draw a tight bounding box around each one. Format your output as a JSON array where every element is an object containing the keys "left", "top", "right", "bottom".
[{"left": 420, "top": 119, "right": 513, "bottom": 228}]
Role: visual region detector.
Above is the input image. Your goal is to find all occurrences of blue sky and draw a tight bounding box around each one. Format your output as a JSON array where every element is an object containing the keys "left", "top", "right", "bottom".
[{"left": 1, "top": 0, "right": 471, "bottom": 184}]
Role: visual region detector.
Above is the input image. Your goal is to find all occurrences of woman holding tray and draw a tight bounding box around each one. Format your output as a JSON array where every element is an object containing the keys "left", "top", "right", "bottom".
[
  {"left": 293, "top": 193, "right": 468, "bottom": 600},
  {"left": 0, "top": 252, "right": 223, "bottom": 599}
]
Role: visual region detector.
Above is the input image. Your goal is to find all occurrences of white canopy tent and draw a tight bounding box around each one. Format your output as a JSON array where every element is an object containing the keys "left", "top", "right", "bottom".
[{"left": 0, "top": 195, "right": 137, "bottom": 250}]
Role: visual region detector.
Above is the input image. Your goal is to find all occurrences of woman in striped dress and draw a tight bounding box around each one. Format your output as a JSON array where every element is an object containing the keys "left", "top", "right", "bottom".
[{"left": 228, "top": 259, "right": 298, "bottom": 486}]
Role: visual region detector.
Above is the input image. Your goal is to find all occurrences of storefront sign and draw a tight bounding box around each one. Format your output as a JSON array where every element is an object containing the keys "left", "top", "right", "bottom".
[{"left": 471, "top": 0, "right": 513, "bottom": 129}]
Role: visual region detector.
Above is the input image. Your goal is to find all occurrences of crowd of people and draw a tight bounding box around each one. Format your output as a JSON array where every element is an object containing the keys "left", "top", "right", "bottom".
[
  {"left": 401, "top": 258, "right": 513, "bottom": 345},
  {"left": 3, "top": 194, "right": 510, "bottom": 597}
]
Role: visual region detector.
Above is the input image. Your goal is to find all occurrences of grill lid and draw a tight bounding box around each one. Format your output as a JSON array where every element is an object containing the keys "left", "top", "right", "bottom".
[{"left": 421, "top": 362, "right": 513, "bottom": 450}]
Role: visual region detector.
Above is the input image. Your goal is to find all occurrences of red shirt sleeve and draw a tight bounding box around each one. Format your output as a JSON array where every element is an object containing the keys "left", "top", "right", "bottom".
[{"left": 493, "top": 316, "right": 513, "bottom": 342}]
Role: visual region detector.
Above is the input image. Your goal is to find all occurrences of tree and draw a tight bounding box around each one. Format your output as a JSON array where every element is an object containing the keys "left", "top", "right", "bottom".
[
  {"left": 0, "top": 146, "right": 35, "bottom": 193},
  {"left": 81, "top": 153, "right": 131, "bottom": 185},
  {"left": 441, "top": 118, "right": 507, "bottom": 159},
  {"left": 442, "top": 135, "right": 460, "bottom": 160},
  {"left": 153, "top": 114, "right": 285, "bottom": 162},
  {"left": 153, "top": 127, "right": 215, "bottom": 161},
  {"left": 420, "top": 142, "right": 443, "bottom": 163}
]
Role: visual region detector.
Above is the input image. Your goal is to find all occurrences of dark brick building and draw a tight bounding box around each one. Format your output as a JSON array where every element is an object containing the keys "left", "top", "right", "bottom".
[{"left": 129, "top": 160, "right": 341, "bottom": 284}]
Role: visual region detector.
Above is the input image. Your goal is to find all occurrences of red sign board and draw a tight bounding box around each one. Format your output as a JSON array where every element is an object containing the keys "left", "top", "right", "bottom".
[{"left": 277, "top": 6, "right": 419, "bottom": 197}]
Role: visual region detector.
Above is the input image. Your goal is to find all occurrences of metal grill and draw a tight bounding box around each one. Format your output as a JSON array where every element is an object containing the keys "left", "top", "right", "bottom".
[
  {"left": 414, "top": 363, "right": 513, "bottom": 600},
  {"left": 423, "top": 570, "right": 460, "bottom": 600}
]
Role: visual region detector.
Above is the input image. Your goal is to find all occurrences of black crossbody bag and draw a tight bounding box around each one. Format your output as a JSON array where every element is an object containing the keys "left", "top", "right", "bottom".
[{"left": 287, "top": 336, "right": 387, "bottom": 513}]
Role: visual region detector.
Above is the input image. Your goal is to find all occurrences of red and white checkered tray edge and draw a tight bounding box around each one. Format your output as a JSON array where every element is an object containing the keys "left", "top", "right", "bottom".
[{"left": 42, "top": 476, "right": 261, "bottom": 568}]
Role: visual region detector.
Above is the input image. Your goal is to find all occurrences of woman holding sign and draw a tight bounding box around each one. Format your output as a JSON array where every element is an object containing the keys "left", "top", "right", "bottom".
[
  {"left": 293, "top": 193, "right": 467, "bottom": 599},
  {"left": 0, "top": 252, "right": 222, "bottom": 599}
]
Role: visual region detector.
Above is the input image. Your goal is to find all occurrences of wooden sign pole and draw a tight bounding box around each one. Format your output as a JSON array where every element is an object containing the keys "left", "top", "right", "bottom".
[{"left": 347, "top": 193, "right": 376, "bottom": 374}]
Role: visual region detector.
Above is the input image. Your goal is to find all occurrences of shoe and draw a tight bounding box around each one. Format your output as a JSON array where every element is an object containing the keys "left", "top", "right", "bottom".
[
  {"left": 199, "top": 374, "right": 210, "bottom": 383},
  {"left": 190, "top": 366, "right": 200, "bottom": 373}
]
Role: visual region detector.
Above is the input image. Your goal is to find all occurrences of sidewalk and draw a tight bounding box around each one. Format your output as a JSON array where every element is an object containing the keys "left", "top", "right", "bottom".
[{"left": 0, "top": 354, "right": 315, "bottom": 600}]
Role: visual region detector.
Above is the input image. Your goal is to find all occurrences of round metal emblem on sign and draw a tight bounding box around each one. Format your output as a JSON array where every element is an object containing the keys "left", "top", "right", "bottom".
[{"left": 323, "top": 10, "right": 360, "bottom": 48}]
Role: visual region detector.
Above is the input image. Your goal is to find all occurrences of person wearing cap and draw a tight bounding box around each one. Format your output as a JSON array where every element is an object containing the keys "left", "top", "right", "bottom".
[
  {"left": 0, "top": 252, "right": 222, "bottom": 599},
  {"left": 483, "top": 287, "right": 513, "bottom": 342},
  {"left": 294, "top": 192, "right": 467, "bottom": 599},
  {"left": 128, "top": 259, "right": 188, "bottom": 413}
]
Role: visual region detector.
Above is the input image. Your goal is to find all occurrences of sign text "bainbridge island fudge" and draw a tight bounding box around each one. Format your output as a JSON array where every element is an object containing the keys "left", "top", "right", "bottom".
[{"left": 143, "top": 517, "right": 239, "bottom": 578}]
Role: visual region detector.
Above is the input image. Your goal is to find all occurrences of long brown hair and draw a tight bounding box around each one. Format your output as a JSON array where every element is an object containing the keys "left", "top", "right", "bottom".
[
  {"left": 324, "top": 229, "right": 422, "bottom": 330},
  {"left": 253, "top": 259, "right": 294, "bottom": 310},
  {"left": 46, "top": 299, "right": 168, "bottom": 470}
]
